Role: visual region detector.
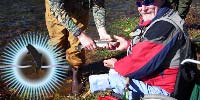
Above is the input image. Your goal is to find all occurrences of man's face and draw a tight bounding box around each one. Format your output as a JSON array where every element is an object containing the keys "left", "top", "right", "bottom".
[{"left": 136, "top": 0, "right": 163, "bottom": 21}]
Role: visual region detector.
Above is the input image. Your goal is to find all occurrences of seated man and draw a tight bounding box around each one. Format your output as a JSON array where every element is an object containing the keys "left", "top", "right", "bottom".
[{"left": 89, "top": 0, "right": 188, "bottom": 99}]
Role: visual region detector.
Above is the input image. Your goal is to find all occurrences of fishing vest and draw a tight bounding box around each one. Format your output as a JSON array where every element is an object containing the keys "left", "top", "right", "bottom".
[{"left": 127, "top": 9, "right": 191, "bottom": 68}]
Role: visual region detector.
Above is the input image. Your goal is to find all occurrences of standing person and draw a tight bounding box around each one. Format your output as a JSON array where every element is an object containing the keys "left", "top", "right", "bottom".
[
  {"left": 45, "top": 0, "right": 112, "bottom": 95},
  {"left": 167, "top": 0, "right": 192, "bottom": 19},
  {"left": 89, "top": 0, "right": 190, "bottom": 99}
]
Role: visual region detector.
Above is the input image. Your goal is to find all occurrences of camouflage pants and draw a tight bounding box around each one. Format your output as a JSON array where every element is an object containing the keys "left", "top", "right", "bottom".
[{"left": 45, "top": 0, "right": 89, "bottom": 68}]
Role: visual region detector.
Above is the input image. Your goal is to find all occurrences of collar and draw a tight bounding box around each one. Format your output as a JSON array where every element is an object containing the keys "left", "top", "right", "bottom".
[{"left": 139, "top": 16, "right": 152, "bottom": 27}]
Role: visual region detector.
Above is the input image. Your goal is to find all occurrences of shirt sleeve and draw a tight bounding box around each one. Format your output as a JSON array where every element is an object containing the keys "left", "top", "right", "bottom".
[
  {"left": 49, "top": 0, "right": 81, "bottom": 37},
  {"left": 92, "top": 0, "right": 106, "bottom": 29},
  {"left": 114, "top": 41, "right": 165, "bottom": 77}
]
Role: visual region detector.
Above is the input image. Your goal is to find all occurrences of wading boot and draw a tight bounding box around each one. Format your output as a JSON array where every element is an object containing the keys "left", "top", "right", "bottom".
[{"left": 71, "top": 67, "right": 83, "bottom": 96}]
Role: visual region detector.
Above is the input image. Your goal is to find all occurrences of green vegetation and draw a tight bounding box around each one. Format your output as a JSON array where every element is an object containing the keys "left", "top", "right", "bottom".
[
  {"left": 192, "top": 32, "right": 200, "bottom": 39},
  {"left": 107, "top": 17, "right": 139, "bottom": 37}
]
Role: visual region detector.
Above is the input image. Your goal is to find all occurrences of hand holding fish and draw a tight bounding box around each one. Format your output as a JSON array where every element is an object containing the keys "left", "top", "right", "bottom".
[
  {"left": 98, "top": 27, "right": 113, "bottom": 41},
  {"left": 78, "top": 39, "right": 119, "bottom": 51},
  {"left": 77, "top": 31, "right": 97, "bottom": 50},
  {"left": 111, "top": 35, "right": 129, "bottom": 51}
]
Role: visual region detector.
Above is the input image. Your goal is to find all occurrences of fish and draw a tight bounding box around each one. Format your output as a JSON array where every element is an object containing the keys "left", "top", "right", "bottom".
[
  {"left": 78, "top": 40, "right": 119, "bottom": 51},
  {"left": 26, "top": 44, "right": 42, "bottom": 73}
]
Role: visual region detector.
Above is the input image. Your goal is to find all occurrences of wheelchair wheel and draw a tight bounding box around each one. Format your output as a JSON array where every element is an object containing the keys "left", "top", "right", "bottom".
[{"left": 141, "top": 94, "right": 177, "bottom": 100}]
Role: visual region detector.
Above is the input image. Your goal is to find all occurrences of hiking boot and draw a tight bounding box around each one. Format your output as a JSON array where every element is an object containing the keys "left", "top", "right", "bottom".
[{"left": 71, "top": 67, "right": 83, "bottom": 96}]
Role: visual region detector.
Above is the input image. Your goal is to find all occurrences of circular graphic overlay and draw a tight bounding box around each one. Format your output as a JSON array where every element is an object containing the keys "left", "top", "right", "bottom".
[{"left": 0, "top": 32, "right": 69, "bottom": 99}]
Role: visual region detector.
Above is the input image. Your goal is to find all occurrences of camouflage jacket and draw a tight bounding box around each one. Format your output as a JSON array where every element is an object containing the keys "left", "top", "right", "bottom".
[
  {"left": 167, "top": 0, "right": 192, "bottom": 19},
  {"left": 49, "top": 0, "right": 105, "bottom": 37}
]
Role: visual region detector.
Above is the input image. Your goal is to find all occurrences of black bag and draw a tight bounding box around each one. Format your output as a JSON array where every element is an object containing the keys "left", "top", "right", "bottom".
[{"left": 171, "top": 33, "right": 199, "bottom": 100}]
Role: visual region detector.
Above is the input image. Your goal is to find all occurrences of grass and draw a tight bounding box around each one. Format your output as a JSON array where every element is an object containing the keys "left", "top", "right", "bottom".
[{"left": 107, "top": 17, "right": 139, "bottom": 37}]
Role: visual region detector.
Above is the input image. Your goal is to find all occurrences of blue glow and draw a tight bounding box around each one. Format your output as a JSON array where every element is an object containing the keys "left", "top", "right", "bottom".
[{"left": 0, "top": 32, "right": 68, "bottom": 99}]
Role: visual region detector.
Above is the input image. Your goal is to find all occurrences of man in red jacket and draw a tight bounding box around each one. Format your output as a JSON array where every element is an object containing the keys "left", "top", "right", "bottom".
[{"left": 89, "top": 0, "right": 188, "bottom": 99}]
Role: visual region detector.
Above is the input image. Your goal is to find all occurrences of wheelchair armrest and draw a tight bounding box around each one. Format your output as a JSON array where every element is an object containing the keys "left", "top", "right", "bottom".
[
  {"left": 141, "top": 94, "right": 177, "bottom": 100},
  {"left": 181, "top": 59, "right": 200, "bottom": 65}
]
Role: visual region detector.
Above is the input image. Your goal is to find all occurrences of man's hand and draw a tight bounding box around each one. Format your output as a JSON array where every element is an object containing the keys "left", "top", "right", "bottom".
[
  {"left": 77, "top": 31, "right": 96, "bottom": 50},
  {"left": 98, "top": 27, "right": 113, "bottom": 41},
  {"left": 113, "top": 35, "right": 128, "bottom": 50},
  {"left": 103, "top": 58, "right": 117, "bottom": 69},
  {"left": 104, "top": 35, "right": 128, "bottom": 50}
]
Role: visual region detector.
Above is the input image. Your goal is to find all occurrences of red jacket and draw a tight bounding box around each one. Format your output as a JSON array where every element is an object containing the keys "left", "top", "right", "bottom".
[{"left": 114, "top": 15, "right": 184, "bottom": 93}]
